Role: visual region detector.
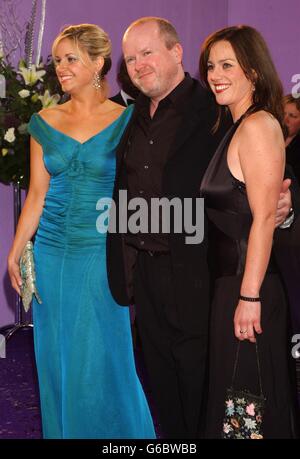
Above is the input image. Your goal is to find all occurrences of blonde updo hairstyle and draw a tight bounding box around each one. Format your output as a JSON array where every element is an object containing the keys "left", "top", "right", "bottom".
[{"left": 52, "top": 23, "right": 112, "bottom": 80}]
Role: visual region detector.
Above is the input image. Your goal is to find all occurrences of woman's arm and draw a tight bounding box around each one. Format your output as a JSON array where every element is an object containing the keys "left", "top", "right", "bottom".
[
  {"left": 233, "top": 112, "right": 285, "bottom": 342},
  {"left": 7, "top": 137, "right": 50, "bottom": 294}
]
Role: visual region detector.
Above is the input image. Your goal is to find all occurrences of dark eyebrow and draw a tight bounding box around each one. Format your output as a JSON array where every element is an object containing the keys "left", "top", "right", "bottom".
[
  {"left": 219, "top": 58, "right": 236, "bottom": 62},
  {"left": 208, "top": 58, "right": 236, "bottom": 64}
]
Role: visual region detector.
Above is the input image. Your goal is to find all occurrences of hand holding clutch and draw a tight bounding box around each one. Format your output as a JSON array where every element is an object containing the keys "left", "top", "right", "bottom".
[{"left": 19, "top": 241, "right": 42, "bottom": 312}]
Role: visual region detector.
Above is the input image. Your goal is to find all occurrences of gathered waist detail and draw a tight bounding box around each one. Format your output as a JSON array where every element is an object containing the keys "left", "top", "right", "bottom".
[{"left": 36, "top": 176, "right": 112, "bottom": 249}]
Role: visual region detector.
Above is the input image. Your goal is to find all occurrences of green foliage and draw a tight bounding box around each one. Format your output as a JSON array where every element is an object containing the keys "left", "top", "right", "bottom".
[{"left": 0, "top": 55, "right": 63, "bottom": 188}]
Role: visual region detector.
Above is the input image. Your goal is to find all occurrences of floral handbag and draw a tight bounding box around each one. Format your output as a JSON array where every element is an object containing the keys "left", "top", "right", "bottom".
[{"left": 223, "top": 341, "right": 266, "bottom": 439}]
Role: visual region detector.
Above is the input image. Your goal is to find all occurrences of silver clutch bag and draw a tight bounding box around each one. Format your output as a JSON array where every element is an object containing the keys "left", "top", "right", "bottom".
[{"left": 19, "top": 241, "right": 42, "bottom": 312}]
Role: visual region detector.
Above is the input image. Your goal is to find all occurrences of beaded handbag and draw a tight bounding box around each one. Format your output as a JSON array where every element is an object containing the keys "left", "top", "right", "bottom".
[
  {"left": 223, "top": 341, "right": 266, "bottom": 439},
  {"left": 19, "top": 241, "right": 42, "bottom": 312}
]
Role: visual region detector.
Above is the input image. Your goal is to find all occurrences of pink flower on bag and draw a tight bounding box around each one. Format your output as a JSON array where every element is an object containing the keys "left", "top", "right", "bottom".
[
  {"left": 223, "top": 423, "right": 232, "bottom": 434},
  {"left": 246, "top": 403, "right": 255, "bottom": 416},
  {"left": 226, "top": 399, "right": 234, "bottom": 408}
]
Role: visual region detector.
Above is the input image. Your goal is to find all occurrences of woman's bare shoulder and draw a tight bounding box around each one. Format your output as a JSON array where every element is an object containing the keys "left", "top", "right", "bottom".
[
  {"left": 241, "top": 110, "right": 281, "bottom": 133},
  {"left": 38, "top": 101, "right": 70, "bottom": 122},
  {"left": 238, "top": 110, "right": 284, "bottom": 152}
]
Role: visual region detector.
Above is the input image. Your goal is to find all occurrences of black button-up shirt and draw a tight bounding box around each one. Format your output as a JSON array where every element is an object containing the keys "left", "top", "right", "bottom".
[{"left": 124, "top": 75, "right": 194, "bottom": 252}]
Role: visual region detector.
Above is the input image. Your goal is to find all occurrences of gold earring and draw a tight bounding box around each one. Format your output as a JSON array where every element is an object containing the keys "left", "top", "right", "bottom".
[{"left": 93, "top": 72, "right": 101, "bottom": 90}]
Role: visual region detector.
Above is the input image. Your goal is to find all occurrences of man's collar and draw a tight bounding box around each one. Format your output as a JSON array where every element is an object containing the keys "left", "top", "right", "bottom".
[{"left": 120, "top": 89, "right": 135, "bottom": 106}]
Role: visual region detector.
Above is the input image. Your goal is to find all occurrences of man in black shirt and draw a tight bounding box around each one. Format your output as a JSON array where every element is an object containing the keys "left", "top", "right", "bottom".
[{"left": 107, "top": 17, "right": 292, "bottom": 438}]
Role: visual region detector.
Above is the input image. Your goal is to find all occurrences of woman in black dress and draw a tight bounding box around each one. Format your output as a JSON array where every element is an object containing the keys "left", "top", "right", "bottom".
[{"left": 199, "top": 25, "right": 297, "bottom": 439}]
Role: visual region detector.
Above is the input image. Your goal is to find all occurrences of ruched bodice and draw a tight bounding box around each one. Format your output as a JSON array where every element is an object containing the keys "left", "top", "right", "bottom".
[
  {"left": 27, "top": 106, "right": 156, "bottom": 439},
  {"left": 29, "top": 110, "right": 132, "bottom": 250}
]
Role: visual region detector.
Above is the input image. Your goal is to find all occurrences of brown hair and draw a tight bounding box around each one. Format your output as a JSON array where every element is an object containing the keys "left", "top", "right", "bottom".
[
  {"left": 124, "top": 17, "right": 180, "bottom": 50},
  {"left": 199, "top": 25, "right": 284, "bottom": 131},
  {"left": 52, "top": 23, "right": 112, "bottom": 79},
  {"left": 284, "top": 94, "right": 300, "bottom": 112}
]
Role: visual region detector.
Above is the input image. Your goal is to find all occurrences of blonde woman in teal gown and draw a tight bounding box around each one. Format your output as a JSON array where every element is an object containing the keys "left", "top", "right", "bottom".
[{"left": 8, "top": 24, "right": 155, "bottom": 439}]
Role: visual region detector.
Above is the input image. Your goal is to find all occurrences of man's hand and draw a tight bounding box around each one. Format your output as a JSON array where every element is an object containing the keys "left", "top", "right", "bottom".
[{"left": 275, "top": 178, "right": 292, "bottom": 227}]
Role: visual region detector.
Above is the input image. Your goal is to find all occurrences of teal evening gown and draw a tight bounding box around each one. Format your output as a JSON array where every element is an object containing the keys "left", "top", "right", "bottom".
[{"left": 28, "top": 106, "right": 156, "bottom": 439}]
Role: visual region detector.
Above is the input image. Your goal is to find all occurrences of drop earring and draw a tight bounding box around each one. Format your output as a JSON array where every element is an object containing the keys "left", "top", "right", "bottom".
[{"left": 93, "top": 71, "right": 101, "bottom": 90}]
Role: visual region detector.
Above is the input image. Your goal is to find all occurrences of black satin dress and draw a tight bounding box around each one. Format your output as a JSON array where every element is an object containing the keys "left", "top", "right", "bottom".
[{"left": 200, "top": 116, "right": 296, "bottom": 439}]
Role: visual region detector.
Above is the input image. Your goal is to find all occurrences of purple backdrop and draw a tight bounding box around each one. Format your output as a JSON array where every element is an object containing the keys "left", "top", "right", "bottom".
[
  {"left": 1, "top": 0, "right": 299, "bottom": 326},
  {"left": 228, "top": 0, "right": 300, "bottom": 93}
]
